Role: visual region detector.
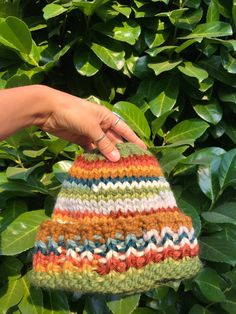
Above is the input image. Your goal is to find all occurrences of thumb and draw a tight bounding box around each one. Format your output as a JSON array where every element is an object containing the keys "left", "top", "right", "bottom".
[{"left": 92, "top": 128, "right": 120, "bottom": 162}]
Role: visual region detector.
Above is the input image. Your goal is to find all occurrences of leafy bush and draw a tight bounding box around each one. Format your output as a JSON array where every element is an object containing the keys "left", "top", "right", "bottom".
[{"left": 1, "top": 0, "right": 236, "bottom": 313}]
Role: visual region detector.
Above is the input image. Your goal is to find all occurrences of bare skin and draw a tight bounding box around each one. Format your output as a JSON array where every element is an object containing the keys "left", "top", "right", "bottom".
[{"left": 0, "top": 85, "right": 147, "bottom": 161}]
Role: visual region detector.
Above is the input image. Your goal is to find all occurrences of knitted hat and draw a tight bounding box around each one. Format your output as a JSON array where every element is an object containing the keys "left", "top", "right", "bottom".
[{"left": 30, "top": 142, "right": 201, "bottom": 294}]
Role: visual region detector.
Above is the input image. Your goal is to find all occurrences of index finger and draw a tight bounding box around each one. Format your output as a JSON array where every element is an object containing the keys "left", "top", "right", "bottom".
[{"left": 111, "top": 115, "right": 147, "bottom": 149}]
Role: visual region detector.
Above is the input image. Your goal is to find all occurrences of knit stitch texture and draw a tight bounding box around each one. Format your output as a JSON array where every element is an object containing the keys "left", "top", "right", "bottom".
[{"left": 30, "top": 143, "right": 201, "bottom": 294}]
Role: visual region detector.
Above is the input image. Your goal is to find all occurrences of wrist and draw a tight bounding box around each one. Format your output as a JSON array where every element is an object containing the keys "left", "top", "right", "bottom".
[{"left": 30, "top": 84, "right": 57, "bottom": 128}]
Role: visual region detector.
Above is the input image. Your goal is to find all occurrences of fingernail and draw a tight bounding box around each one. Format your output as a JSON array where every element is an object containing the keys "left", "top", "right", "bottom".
[{"left": 108, "top": 150, "right": 120, "bottom": 162}]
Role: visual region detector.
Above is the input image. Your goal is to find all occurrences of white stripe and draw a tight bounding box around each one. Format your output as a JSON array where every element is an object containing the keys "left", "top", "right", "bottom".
[
  {"left": 63, "top": 178, "right": 170, "bottom": 192},
  {"left": 54, "top": 191, "right": 177, "bottom": 214},
  {"left": 64, "top": 239, "right": 198, "bottom": 263}
]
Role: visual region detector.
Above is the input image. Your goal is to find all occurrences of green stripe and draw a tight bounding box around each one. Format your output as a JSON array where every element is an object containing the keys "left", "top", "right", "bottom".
[
  {"left": 83, "top": 143, "right": 153, "bottom": 161},
  {"left": 58, "top": 186, "right": 172, "bottom": 201},
  {"left": 29, "top": 256, "right": 201, "bottom": 294}
]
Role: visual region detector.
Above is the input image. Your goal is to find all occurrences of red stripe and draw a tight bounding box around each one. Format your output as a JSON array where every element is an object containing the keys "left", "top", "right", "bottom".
[
  {"left": 33, "top": 244, "right": 199, "bottom": 275},
  {"left": 52, "top": 207, "right": 180, "bottom": 220},
  {"left": 73, "top": 155, "right": 158, "bottom": 170}
]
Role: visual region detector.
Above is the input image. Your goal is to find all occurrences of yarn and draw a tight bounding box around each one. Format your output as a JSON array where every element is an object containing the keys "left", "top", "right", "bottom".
[{"left": 30, "top": 142, "right": 201, "bottom": 294}]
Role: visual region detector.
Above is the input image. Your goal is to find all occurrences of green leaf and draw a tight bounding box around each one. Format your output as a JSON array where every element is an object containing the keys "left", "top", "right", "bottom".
[
  {"left": 159, "top": 150, "right": 184, "bottom": 175},
  {"left": 90, "top": 38, "right": 125, "bottom": 70},
  {"left": 0, "top": 256, "right": 23, "bottom": 281},
  {"left": 42, "top": 290, "right": 69, "bottom": 314},
  {"left": 0, "top": 200, "right": 27, "bottom": 232},
  {"left": 218, "top": 85, "right": 236, "bottom": 103},
  {"left": 74, "top": 45, "right": 102, "bottom": 76},
  {"left": 189, "top": 304, "right": 212, "bottom": 314},
  {"left": 166, "top": 119, "right": 209, "bottom": 146},
  {"left": 43, "top": 4, "right": 67, "bottom": 20},
  {"left": 233, "top": 0, "right": 236, "bottom": 27},
  {"left": 53, "top": 160, "right": 73, "bottom": 183},
  {"left": 0, "top": 278, "right": 24, "bottom": 312},
  {"left": 221, "top": 287, "right": 236, "bottom": 314},
  {"left": 5, "top": 74, "right": 31, "bottom": 88},
  {"left": 194, "top": 268, "right": 225, "bottom": 302},
  {"left": 93, "top": 19, "right": 141, "bottom": 44},
  {"left": 179, "top": 21, "right": 232, "bottom": 39},
  {"left": 149, "top": 73, "right": 179, "bottom": 117},
  {"left": 113, "top": 101, "right": 151, "bottom": 139},
  {"left": 200, "top": 236, "right": 236, "bottom": 265},
  {"left": 177, "top": 199, "right": 201, "bottom": 237},
  {"left": 201, "top": 212, "right": 236, "bottom": 225},
  {"left": 193, "top": 99, "right": 222, "bottom": 125},
  {"left": 172, "top": 7, "right": 203, "bottom": 30},
  {"left": 0, "top": 16, "right": 32, "bottom": 54},
  {"left": 6, "top": 162, "right": 44, "bottom": 181},
  {"left": 0, "top": 210, "right": 48, "bottom": 255},
  {"left": 178, "top": 62, "right": 208, "bottom": 83},
  {"left": 18, "top": 276, "right": 43, "bottom": 314},
  {"left": 72, "top": 0, "right": 111, "bottom": 17},
  {"left": 197, "top": 157, "right": 221, "bottom": 202},
  {"left": 221, "top": 47, "right": 236, "bottom": 74},
  {"left": 207, "top": 0, "right": 219, "bottom": 22},
  {"left": 23, "top": 147, "right": 48, "bottom": 158},
  {"left": 218, "top": 149, "right": 236, "bottom": 189},
  {"left": 148, "top": 57, "right": 182, "bottom": 76},
  {"left": 132, "top": 309, "right": 157, "bottom": 314},
  {"left": 199, "top": 56, "right": 236, "bottom": 87},
  {"left": 106, "top": 294, "right": 140, "bottom": 314}
]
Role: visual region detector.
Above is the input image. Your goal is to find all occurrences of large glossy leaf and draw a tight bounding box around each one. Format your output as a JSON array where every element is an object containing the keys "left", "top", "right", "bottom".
[
  {"left": 166, "top": 119, "right": 209, "bottom": 146},
  {"left": 177, "top": 199, "right": 201, "bottom": 236},
  {"left": 93, "top": 19, "right": 141, "bottom": 44},
  {"left": 194, "top": 268, "right": 225, "bottom": 302},
  {"left": 18, "top": 276, "right": 43, "bottom": 314},
  {"left": 179, "top": 21, "right": 232, "bottom": 39},
  {"left": 74, "top": 45, "right": 102, "bottom": 76},
  {"left": 107, "top": 294, "right": 140, "bottom": 314},
  {"left": 199, "top": 56, "right": 236, "bottom": 87},
  {"left": 189, "top": 304, "right": 212, "bottom": 314},
  {"left": 197, "top": 157, "right": 221, "bottom": 202},
  {"left": 43, "top": 4, "right": 67, "bottom": 20},
  {"left": 90, "top": 37, "right": 125, "bottom": 70},
  {"left": 218, "top": 149, "right": 236, "bottom": 189},
  {"left": 113, "top": 101, "right": 151, "bottom": 139},
  {"left": 200, "top": 236, "right": 236, "bottom": 265},
  {"left": 53, "top": 160, "right": 73, "bottom": 183},
  {"left": 178, "top": 61, "right": 208, "bottom": 83},
  {"left": 0, "top": 200, "right": 27, "bottom": 232},
  {"left": 221, "top": 288, "right": 236, "bottom": 314},
  {"left": 42, "top": 290, "right": 69, "bottom": 314},
  {"left": 0, "top": 278, "right": 24, "bottom": 312},
  {"left": 0, "top": 16, "right": 32, "bottom": 54},
  {"left": 148, "top": 57, "right": 182, "bottom": 76},
  {"left": 149, "top": 73, "right": 179, "bottom": 117},
  {"left": 0, "top": 210, "right": 48, "bottom": 255},
  {"left": 72, "top": 0, "right": 111, "bottom": 16},
  {"left": 193, "top": 99, "right": 222, "bottom": 125}
]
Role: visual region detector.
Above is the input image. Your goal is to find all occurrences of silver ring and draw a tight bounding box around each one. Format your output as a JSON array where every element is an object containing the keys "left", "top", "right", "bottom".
[
  {"left": 114, "top": 117, "right": 121, "bottom": 127},
  {"left": 94, "top": 133, "right": 106, "bottom": 144},
  {"left": 112, "top": 112, "right": 123, "bottom": 127}
]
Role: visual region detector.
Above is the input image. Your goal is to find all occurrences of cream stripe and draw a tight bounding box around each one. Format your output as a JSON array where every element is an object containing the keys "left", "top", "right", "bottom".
[
  {"left": 62, "top": 178, "right": 170, "bottom": 192},
  {"left": 54, "top": 191, "right": 177, "bottom": 214}
]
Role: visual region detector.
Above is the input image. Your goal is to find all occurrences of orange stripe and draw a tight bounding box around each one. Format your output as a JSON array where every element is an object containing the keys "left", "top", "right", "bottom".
[
  {"left": 52, "top": 207, "right": 180, "bottom": 222},
  {"left": 33, "top": 244, "right": 199, "bottom": 274},
  {"left": 73, "top": 155, "right": 157, "bottom": 169},
  {"left": 36, "top": 211, "right": 192, "bottom": 243},
  {"left": 69, "top": 165, "right": 162, "bottom": 179}
]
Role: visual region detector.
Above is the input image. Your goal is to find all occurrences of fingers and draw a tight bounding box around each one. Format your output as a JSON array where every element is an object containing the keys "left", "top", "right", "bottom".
[
  {"left": 111, "top": 114, "right": 147, "bottom": 149},
  {"left": 88, "top": 123, "right": 120, "bottom": 161}
]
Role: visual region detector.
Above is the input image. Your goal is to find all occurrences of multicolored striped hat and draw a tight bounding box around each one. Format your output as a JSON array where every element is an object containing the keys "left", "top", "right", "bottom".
[{"left": 30, "top": 143, "right": 201, "bottom": 294}]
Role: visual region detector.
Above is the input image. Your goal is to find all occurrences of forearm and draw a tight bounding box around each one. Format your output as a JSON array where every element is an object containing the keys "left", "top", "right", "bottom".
[{"left": 0, "top": 85, "right": 52, "bottom": 140}]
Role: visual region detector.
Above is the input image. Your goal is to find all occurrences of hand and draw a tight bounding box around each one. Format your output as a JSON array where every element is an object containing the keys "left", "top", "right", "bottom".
[{"left": 36, "top": 86, "right": 147, "bottom": 162}]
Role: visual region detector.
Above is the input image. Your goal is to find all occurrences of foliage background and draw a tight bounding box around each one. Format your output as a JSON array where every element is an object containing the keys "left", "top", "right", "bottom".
[{"left": 1, "top": 0, "right": 236, "bottom": 313}]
